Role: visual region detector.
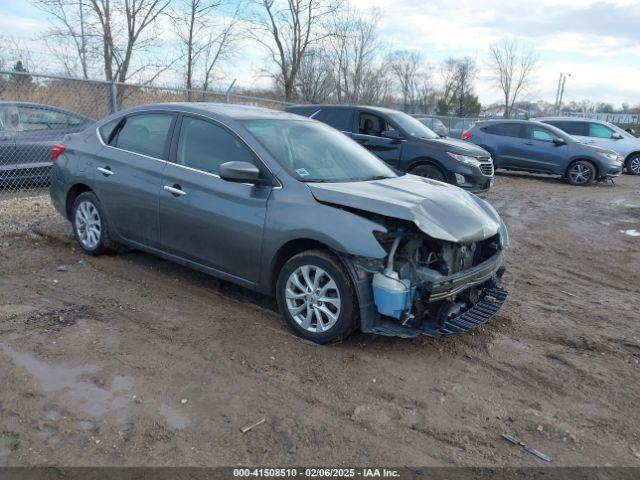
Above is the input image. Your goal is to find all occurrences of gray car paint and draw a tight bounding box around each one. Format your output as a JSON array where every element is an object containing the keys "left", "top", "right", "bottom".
[
  {"left": 308, "top": 175, "right": 501, "bottom": 244},
  {"left": 50, "top": 102, "right": 507, "bottom": 299}
]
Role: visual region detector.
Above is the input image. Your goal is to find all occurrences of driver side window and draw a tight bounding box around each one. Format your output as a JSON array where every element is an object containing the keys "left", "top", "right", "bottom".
[
  {"left": 358, "top": 113, "right": 395, "bottom": 137},
  {"left": 529, "top": 126, "right": 555, "bottom": 142},
  {"left": 176, "top": 116, "right": 255, "bottom": 175},
  {"left": 589, "top": 123, "right": 614, "bottom": 138}
]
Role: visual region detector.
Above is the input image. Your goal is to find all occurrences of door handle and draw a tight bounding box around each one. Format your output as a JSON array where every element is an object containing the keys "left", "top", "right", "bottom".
[
  {"left": 524, "top": 142, "right": 533, "bottom": 145},
  {"left": 97, "top": 167, "right": 114, "bottom": 176},
  {"left": 356, "top": 138, "right": 369, "bottom": 145},
  {"left": 164, "top": 184, "right": 186, "bottom": 197}
]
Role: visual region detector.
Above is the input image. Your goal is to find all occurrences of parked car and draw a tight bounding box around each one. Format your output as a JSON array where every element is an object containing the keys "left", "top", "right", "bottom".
[
  {"left": 50, "top": 103, "right": 509, "bottom": 344},
  {"left": 538, "top": 117, "right": 640, "bottom": 175},
  {"left": 413, "top": 115, "right": 449, "bottom": 137},
  {"left": 449, "top": 119, "right": 478, "bottom": 139},
  {"left": 0, "top": 101, "right": 94, "bottom": 187},
  {"left": 285, "top": 105, "right": 495, "bottom": 192},
  {"left": 462, "top": 120, "right": 624, "bottom": 185}
]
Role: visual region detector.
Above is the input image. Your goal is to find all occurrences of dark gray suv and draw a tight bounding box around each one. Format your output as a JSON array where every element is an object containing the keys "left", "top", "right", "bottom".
[
  {"left": 285, "top": 105, "right": 495, "bottom": 192},
  {"left": 463, "top": 120, "right": 624, "bottom": 185},
  {"left": 50, "top": 103, "right": 509, "bottom": 344}
]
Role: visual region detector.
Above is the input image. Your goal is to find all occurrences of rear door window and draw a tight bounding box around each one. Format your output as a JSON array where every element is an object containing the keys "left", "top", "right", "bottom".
[
  {"left": 588, "top": 123, "right": 615, "bottom": 138},
  {"left": 313, "top": 108, "right": 353, "bottom": 132},
  {"left": 113, "top": 113, "right": 173, "bottom": 159},
  {"left": 16, "top": 106, "right": 86, "bottom": 131},
  {"left": 484, "top": 123, "right": 523, "bottom": 138},
  {"left": 546, "top": 121, "right": 587, "bottom": 136}
]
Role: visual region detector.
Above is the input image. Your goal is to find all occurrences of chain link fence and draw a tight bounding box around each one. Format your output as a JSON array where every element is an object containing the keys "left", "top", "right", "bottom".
[{"left": 0, "top": 70, "right": 292, "bottom": 197}]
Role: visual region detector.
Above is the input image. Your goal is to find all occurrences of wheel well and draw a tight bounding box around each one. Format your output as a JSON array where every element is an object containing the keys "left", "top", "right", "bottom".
[
  {"left": 566, "top": 159, "right": 599, "bottom": 178},
  {"left": 270, "top": 239, "right": 335, "bottom": 293},
  {"left": 65, "top": 183, "right": 93, "bottom": 219},
  {"left": 407, "top": 158, "right": 446, "bottom": 175},
  {"left": 625, "top": 151, "right": 640, "bottom": 162}
]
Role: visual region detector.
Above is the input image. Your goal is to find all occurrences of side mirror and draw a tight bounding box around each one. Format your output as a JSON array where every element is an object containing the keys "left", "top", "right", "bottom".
[
  {"left": 381, "top": 130, "right": 403, "bottom": 141},
  {"left": 219, "top": 161, "right": 264, "bottom": 185},
  {"left": 552, "top": 137, "right": 566, "bottom": 146},
  {"left": 611, "top": 132, "right": 623, "bottom": 140}
]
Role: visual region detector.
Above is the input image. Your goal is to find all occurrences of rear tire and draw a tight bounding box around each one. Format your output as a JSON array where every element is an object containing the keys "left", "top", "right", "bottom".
[
  {"left": 276, "top": 250, "right": 357, "bottom": 344},
  {"left": 566, "top": 160, "right": 596, "bottom": 186},
  {"left": 71, "top": 191, "right": 112, "bottom": 255},
  {"left": 626, "top": 154, "right": 640, "bottom": 175},
  {"left": 410, "top": 163, "right": 447, "bottom": 182}
]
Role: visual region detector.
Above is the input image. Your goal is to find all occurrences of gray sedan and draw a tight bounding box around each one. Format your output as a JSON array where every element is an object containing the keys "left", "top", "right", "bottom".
[{"left": 50, "top": 103, "right": 509, "bottom": 344}]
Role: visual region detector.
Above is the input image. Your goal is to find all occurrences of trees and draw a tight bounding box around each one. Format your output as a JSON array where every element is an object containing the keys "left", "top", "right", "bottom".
[
  {"left": 248, "top": 0, "right": 341, "bottom": 101},
  {"left": 437, "top": 57, "right": 478, "bottom": 116},
  {"left": 35, "top": 0, "right": 171, "bottom": 84},
  {"left": 325, "top": 7, "right": 389, "bottom": 105},
  {"left": 389, "top": 50, "right": 424, "bottom": 112},
  {"left": 487, "top": 40, "right": 538, "bottom": 118},
  {"left": 172, "top": 0, "right": 240, "bottom": 98}
]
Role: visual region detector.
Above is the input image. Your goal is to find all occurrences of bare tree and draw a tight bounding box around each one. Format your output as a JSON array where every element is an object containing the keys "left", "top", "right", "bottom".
[
  {"left": 452, "top": 57, "right": 477, "bottom": 116},
  {"left": 34, "top": 0, "right": 92, "bottom": 78},
  {"left": 173, "top": 0, "right": 239, "bottom": 99},
  {"left": 296, "top": 49, "right": 334, "bottom": 102},
  {"left": 439, "top": 57, "right": 458, "bottom": 108},
  {"left": 326, "top": 7, "right": 385, "bottom": 104},
  {"left": 487, "top": 40, "right": 538, "bottom": 118},
  {"left": 248, "top": 0, "right": 341, "bottom": 100},
  {"left": 389, "top": 50, "right": 424, "bottom": 112}
]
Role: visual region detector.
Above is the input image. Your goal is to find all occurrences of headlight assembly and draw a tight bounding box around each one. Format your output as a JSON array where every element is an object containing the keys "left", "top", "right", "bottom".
[{"left": 447, "top": 152, "right": 481, "bottom": 166}]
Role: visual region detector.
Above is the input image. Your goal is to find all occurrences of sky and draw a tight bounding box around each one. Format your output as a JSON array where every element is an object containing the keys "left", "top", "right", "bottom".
[{"left": 1, "top": 0, "right": 639, "bottom": 107}]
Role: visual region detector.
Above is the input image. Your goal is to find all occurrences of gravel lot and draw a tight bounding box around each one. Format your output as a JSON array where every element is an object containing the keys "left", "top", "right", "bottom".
[{"left": 1, "top": 173, "right": 639, "bottom": 467}]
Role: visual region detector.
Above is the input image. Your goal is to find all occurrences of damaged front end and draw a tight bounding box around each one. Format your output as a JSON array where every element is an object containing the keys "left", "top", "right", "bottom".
[{"left": 348, "top": 220, "right": 508, "bottom": 339}]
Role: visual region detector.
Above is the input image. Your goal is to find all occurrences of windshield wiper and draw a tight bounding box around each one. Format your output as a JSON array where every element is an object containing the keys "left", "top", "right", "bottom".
[{"left": 359, "top": 175, "right": 393, "bottom": 181}]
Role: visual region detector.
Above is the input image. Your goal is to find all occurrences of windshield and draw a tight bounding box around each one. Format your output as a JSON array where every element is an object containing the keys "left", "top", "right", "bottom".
[
  {"left": 243, "top": 119, "right": 398, "bottom": 183},
  {"left": 386, "top": 111, "right": 439, "bottom": 139}
]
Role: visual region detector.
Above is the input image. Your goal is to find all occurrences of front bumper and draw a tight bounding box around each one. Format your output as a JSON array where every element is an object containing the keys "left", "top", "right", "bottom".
[
  {"left": 449, "top": 162, "right": 495, "bottom": 193},
  {"left": 367, "top": 286, "right": 507, "bottom": 338},
  {"left": 346, "top": 252, "right": 507, "bottom": 339}
]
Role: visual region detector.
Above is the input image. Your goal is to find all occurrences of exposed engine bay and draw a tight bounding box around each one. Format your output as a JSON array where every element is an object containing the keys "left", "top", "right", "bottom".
[{"left": 351, "top": 219, "right": 507, "bottom": 338}]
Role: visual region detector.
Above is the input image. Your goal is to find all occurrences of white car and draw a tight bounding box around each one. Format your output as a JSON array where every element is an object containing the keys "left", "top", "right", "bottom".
[{"left": 539, "top": 117, "right": 640, "bottom": 175}]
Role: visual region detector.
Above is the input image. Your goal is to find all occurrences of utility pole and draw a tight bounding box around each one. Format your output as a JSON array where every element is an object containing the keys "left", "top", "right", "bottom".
[
  {"left": 553, "top": 73, "right": 563, "bottom": 115},
  {"left": 557, "top": 73, "right": 571, "bottom": 115}
]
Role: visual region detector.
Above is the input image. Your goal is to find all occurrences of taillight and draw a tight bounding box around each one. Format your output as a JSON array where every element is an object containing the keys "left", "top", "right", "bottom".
[
  {"left": 51, "top": 144, "right": 66, "bottom": 163},
  {"left": 461, "top": 131, "right": 473, "bottom": 140}
]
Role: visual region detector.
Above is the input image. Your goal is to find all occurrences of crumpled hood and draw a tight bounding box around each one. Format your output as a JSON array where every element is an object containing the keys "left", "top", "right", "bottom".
[{"left": 308, "top": 175, "right": 503, "bottom": 243}]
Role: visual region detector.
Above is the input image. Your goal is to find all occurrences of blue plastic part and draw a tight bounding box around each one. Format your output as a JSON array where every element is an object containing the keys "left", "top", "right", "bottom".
[{"left": 372, "top": 284, "right": 416, "bottom": 319}]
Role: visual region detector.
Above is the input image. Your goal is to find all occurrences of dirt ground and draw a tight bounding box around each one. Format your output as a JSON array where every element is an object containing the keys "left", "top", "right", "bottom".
[{"left": 0, "top": 173, "right": 639, "bottom": 467}]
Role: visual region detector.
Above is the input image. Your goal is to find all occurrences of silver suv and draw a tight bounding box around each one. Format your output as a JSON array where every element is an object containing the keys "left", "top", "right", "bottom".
[{"left": 539, "top": 117, "right": 640, "bottom": 175}]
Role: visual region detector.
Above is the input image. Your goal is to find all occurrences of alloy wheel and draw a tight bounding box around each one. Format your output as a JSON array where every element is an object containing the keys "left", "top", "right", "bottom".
[
  {"left": 285, "top": 265, "right": 341, "bottom": 333},
  {"left": 75, "top": 200, "right": 102, "bottom": 249},
  {"left": 569, "top": 163, "right": 593, "bottom": 184},
  {"left": 630, "top": 157, "right": 640, "bottom": 175}
]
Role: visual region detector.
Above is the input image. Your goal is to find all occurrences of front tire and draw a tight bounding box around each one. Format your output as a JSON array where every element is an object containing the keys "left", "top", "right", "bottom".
[
  {"left": 566, "top": 160, "right": 596, "bottom": 186},
  {"left": 626, "top": 154, "right": 640, "bottom": 175},
  {"left": 276, "top": 250, "right": 357, "bottom": 344},
  {"left": 410, "top": 163, "right": 447, "bottom": 182},
  {"left": 71, "top": 191, "right": 112, "bottom": 255}
]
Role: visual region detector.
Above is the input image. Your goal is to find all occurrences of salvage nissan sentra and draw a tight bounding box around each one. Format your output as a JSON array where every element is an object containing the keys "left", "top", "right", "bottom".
[{"left": 49, "top": 103, "right": 509, "bottom": 344}]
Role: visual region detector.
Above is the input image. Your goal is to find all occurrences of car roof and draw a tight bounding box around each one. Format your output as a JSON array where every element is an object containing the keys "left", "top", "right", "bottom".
[
  {"left": 537, "top": 117, "right": 594, "bottom": 122},
  {"left": 475, "top": 119, "right": 535, "bottom": 125},
  {"left": 286, "top": 104, "right": 406, "bottom": 115},
  {"left": 120, "top": 102, "right": 306, "bottom": 121}
]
